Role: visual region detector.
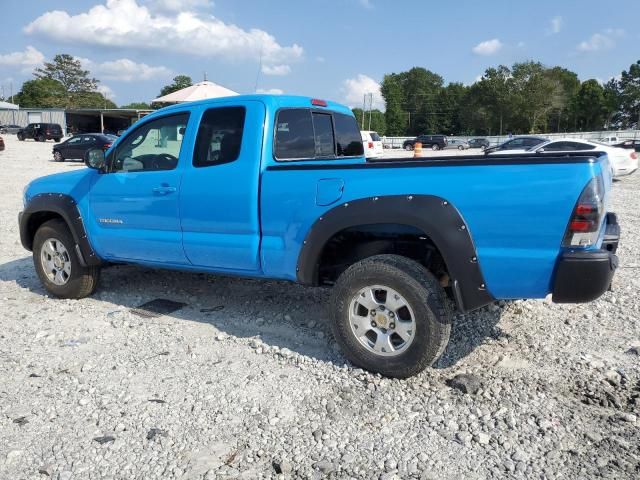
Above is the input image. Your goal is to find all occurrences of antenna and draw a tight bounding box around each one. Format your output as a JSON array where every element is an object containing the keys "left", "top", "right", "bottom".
[
  {"left": 254, "top": 47, "right": 263, "bottom": 92},
  {"left": 204, "top": 72, "right": 207, "bottom": 81}
]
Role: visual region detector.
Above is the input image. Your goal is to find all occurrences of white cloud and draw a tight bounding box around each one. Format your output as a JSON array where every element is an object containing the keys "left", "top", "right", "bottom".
[
  {"left": 577, "top": 29, "right": 624, "bottom": 52},
  {"left": 358, "top": 0, "right": 373, "bottom": 8},
  {"left": 343, "top": 74, "right": 384, "bottom": 111},
  {"left": 97, "top": 84, "right": 116, "bottom": 100},
  {"left": 0, "top": 46, "right": 45, "bottom": 73},
  {"left": 146, "top": 0, "right": 212, "bottom": 12},
  {"left": 261, "top": 64, "right": 291, "bottom": 76},
  {"left": 256, "top": 88, "right": 284, "bottom": 95},
  {"left": 78, "top": 57, "right": 172, "bottom": 82},
  {"left": 25, "top": 0, "right": 303, "bottom": 69},
  {"left": 316, "top": 56, "right": 326, "bottom": 63},
  {"left": 472, "top": 38, "right": 503, "bottom": 56},
  {"left": 517, "top": 41, "right": 525, "bottom": 48},
  {"left": 550, "top": 16, "right": 563, "bottom": 34}
]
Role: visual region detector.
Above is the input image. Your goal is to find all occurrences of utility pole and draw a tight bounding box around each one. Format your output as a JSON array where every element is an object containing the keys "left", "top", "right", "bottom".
[
  {"left": 361, "top": 94, "right": 366, "bottom": 129},
  {"left": 368, "top": 93, "right": 373, "bottom": 131}
]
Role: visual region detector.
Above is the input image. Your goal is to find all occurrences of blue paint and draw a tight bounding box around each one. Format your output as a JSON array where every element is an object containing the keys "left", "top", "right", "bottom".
[{"left": 23, "top": 94, "right": 613, "bottom": 301}]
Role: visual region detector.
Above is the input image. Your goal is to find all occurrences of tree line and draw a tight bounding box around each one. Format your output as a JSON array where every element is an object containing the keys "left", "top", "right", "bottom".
[
  {"left": 9, "top": 53, "right": 196, "bottom": 110},
  {"left": 359, "top": 60, "right": 640, "bottom": 136}
]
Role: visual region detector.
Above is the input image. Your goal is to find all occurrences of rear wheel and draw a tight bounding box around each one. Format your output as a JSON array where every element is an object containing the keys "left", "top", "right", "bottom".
[
  {"left": 53, "top": 151, "right": 64, "bottom": 162},
  {"left": 432, "top": 144, "right": 440, "bottom": 151},
  {"left": 330, "top": 254, "right": 451, "bottom": 378},
  {"left": 458, "top": 145, "right": 464, "bottom": 150},
  {"left": 37, "top": 134, "right": 45, "bottom": 142},
  {"left": 17, "top": 133, "right": 24, "bottom": 141},
  {"left": 33, "top": 219, "right": 100, "bottom": 299},
  {"left": 54, "top": 138, "right": 61, "bottom": 143},
  {"left": 404, "top": 144, "right": 413, "bottom": 151}
]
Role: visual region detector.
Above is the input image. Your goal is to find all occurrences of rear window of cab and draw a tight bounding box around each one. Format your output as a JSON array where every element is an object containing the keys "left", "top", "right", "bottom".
[{"left": 274, "top": 108, "right": 364, "bottom": 160}]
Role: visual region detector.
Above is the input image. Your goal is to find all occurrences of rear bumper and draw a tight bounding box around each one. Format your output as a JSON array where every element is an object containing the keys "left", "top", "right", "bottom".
[{"left": 552, "top": 213, "right": 619, "bottom": 303}]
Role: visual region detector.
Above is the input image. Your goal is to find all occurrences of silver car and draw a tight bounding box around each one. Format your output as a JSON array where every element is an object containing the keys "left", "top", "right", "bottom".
[{"left": 444, "top": 139, "right": 470, "bottom": 150}]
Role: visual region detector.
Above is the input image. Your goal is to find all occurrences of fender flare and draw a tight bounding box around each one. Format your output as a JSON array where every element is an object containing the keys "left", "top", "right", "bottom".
[
  {"left": 19, "top": 193, "right": 102, "bottom": 267},
  {"left": 296, "top": 195, "right": 494, "bottom": 312}
]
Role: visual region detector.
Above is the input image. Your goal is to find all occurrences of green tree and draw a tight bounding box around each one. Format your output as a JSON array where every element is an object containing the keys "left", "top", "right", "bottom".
[
  {"left": 352, "top": 108, "right": 386, "bottom": 135},
  {"left": 618, "top": 60, "right": 640, "bottom": 128},
  {"left": 574, "top": 80, "right": 607, "bottom": 131},
  {"left": 158, "top": 75, "right": 193, "bottom": 98},
  {"left": 14, "top": 78, "right": 67, "bottom": 108},
  {"left": 380, "top": 73, "right": 407, "bottom": 135},
  {"left": 401, "top": 67, "right": 445, "bottom": 135},
  {"left": 473, "top": 66, "right": 512, "bottom": 134},
  {"left": 120, "top": 101, "right": 153, "bottom": 109},
  {"left": 35, "top": 54, "right": 98, "bottom": 95},
  {"left": 603, "top": 78, "right": 622, "bottom": 129},
  {"left": 510, "top": 61, "right": 563, "bottom": 133},
  {"left": 545, "top": 67, "right": 580, "bottom": 132}
]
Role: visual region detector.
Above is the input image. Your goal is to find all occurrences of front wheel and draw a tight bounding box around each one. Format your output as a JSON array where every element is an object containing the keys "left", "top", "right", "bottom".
[
  {"left": 330, "top": 254, "right": 451, "bottom": 378},
  {"left": 17, "top": 133, "right": 24, "bottom": 141},
  {"left": 432, "top": 144, "right": 440, "bottom": 151},
  {"left": 54, "top": 138, "right": 61, "bottom": 143},
  {"left": 404, "top": 144, "right": 413, "bottom": 151},
  {"left": 33, "top": 219, "right": 100, "bottom": 299},
  {"left": 458, "top": 145, "right": 464, "bottom": 150},
  {"left": 53, "top": 151, "right": 64, "bottom": 162}
]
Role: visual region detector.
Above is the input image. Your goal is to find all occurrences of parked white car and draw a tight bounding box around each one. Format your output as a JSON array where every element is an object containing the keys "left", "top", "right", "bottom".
[
  {"left": 361, "top": 131, "right": 384, "bottom": 159},
  {"left": 490, "top": 138, "right": 638, "bottom": 178},
  {"left": 596, "top": 135, "right": 621, "bottom": 145}
]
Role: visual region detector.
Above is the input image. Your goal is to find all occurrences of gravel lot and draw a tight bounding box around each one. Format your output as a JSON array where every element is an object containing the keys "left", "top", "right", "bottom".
[{"left": 1, "top": 134, "right": 639, "bottom": 480}]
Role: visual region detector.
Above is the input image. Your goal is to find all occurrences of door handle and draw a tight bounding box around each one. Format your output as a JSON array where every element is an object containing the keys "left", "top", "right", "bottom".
[{"left": 152, "top": 185, "right": 177, "bottom": 195}]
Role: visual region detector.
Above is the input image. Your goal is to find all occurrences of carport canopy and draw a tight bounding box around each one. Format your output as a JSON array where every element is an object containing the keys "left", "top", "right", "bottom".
[{"left": 65, "top": 108, "right": 153, "bottom": 135}]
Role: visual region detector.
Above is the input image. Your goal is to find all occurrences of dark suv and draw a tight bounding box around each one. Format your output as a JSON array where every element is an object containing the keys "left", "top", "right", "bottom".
[
  {"left": 17, "top": 123, "right": 63, "bottom": 142},
  {"left": 403, "top": 134, "right": 448, "bottom": 151}
]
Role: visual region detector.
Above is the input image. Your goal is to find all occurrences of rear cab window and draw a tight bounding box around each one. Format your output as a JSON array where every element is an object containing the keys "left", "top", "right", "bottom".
[{"left": 275, "top": 108, "right": 363, "bottom": 160}]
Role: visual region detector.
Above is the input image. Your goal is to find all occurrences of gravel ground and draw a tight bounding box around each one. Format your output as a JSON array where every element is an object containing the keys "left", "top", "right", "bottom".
[{"left": 0, "top": 134, "right": 638, "bottom": 480}]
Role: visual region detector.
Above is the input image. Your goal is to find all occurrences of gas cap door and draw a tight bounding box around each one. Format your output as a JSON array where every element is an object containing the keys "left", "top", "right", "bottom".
[{"left": 316, "top": 178, "right": 344, "bottom": 206}]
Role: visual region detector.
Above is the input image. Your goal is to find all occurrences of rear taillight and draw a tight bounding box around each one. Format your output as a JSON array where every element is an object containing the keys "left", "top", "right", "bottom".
[
  {"left": 368, "top": 142, "right": 374, "bottom": 149},
  {"left": 562, "top": 176, "right": 605, "bottom": 247},
  {"left": 631, "top": 151, "right": 638, "bottom": 160},
  {"left": 102, "top": 143, "right": 112, "bottom": 150}
]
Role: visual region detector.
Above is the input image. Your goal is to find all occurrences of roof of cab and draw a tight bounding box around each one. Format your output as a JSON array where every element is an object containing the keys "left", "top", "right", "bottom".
[{"left": 152, "top": 94, "right": 354, "bottom": 118}]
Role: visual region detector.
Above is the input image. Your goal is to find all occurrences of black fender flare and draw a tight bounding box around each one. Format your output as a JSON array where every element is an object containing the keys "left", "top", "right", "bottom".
[
  {"left": 19, "top": 193, "right": 102, "bottom": 267},
  {"left": 296, "top": 195, "right": 494, "bottom": 312}
]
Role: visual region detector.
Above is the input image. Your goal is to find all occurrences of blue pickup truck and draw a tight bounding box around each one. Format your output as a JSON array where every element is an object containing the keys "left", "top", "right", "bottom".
[{"left": 19, "top": 95, "right": 620, "bottom": 377}]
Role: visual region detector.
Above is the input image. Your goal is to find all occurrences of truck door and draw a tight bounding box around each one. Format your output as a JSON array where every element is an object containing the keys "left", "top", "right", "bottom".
[
  {"left": 88, "top": 112, "right": 191, "bottom": 264},
  {"left": 179, "top": 101, "right": 264, "bottom": 271}
]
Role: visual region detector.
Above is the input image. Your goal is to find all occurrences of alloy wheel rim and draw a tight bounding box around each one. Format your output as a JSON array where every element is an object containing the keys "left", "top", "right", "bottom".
[
  {"left": 348, "top": 285, "right": 416, "bottom": 357},
  {"left": 40, "top": 238, "right": 71, "bottom": 285}
]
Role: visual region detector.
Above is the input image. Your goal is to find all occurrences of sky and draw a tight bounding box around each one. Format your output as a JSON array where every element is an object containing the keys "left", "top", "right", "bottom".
[{"left": 0, "top": 0, "right": 639, "bottom": 108}]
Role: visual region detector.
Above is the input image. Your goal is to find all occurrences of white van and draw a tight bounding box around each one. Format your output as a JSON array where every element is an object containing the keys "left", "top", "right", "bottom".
[{"left": 361, "top": 131, "right": 384, "bottom": 159}]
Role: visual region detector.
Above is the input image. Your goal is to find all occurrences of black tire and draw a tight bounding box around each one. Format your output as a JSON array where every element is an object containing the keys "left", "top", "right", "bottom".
[
  {"left": 17, "top": 133, "right": 24, "bottom": 141},
  {"left": 432, "top": 144, "right": 440, "bottom": 151},
  {"left": 54, "top": 138, "right": 61, "bottom": 143},
  {"left": 37, "top": 135, "right": 45, "bottom": 142},
  {"left": 32, "top": 219, "right": 100, "bottom": 299},
  {"left": 458, "top": 145, "right": 464, "bottom": 150},
  {"left": 53, "top": 151, "right": 64, "bottom": 162},
  {"left": 404, "top": 144, "right": 413, "bottom": 151},
  {"left": 330, "top": 254, "right": 451, "bottom": 378}
]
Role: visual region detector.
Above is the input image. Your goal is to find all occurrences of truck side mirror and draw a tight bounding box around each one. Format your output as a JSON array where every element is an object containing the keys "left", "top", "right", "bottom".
[{"left": 85, "top": 148, "right": 106, "bottom": 171}]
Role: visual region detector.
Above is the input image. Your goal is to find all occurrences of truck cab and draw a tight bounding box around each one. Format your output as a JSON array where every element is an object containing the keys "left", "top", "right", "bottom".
[{"left": 19, "top": 95, "right": 620, "bottom": 378}]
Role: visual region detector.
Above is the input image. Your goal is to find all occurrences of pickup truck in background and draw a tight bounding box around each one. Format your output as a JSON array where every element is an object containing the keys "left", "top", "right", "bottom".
[{"left": 19, "top": 95, "right": 620, "bottom": 378}]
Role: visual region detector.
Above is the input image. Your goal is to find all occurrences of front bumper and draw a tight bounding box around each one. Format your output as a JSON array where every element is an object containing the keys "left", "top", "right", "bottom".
[{"left": 552, "top": 213, "right": 619, "bottom": 303}]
